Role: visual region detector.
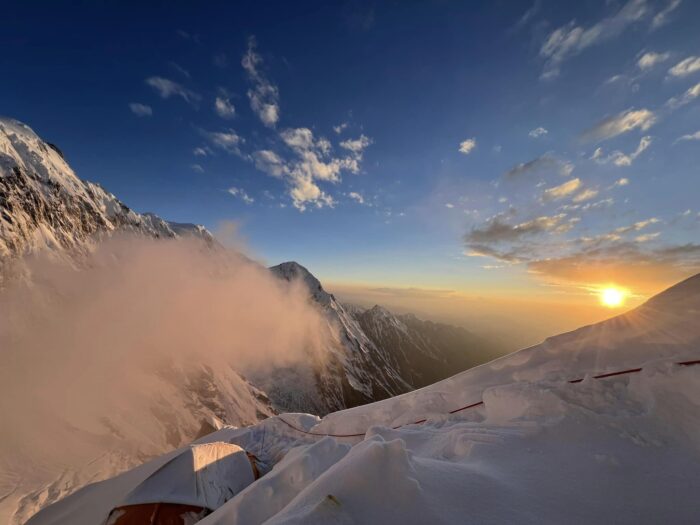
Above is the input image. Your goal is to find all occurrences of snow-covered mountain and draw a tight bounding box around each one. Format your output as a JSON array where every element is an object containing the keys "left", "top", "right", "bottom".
[
  {"left": 29, "top": 273, "right": 700, "bottom": 525},
  {"left": 0, "top": 117, "right": 211, "bottom": 275},
  {"left": 0, "top": 118, "right": 504, "bottom": 523}
]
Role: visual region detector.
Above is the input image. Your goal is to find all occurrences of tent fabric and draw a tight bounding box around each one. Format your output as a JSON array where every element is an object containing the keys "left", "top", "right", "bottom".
[{"left": 119, "top": 442, "right": 255, "bottom": 511}]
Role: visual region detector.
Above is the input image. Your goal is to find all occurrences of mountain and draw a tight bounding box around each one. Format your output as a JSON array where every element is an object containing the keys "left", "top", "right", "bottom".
[
  {"left": 0, "top": 117, "right": 211, "bottom": 276},
  {"left": 0, "top": 119, "right": 504, "bottom": 523},
  {"left": 29, "top": 273, "right": 700, "bottom": 525}
]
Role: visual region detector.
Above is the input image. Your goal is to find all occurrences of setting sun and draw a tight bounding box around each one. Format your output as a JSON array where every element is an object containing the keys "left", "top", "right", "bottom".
[{"left": 600, "top": 287, "right": 626, "bottom": 308}]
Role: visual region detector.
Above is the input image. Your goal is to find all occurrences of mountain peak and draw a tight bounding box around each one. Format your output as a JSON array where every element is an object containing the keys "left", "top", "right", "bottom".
[{"left": 269, "top": 261, "right": 332, "bottom": 306}]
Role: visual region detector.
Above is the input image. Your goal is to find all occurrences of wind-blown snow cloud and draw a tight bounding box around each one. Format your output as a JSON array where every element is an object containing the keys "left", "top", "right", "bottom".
[
  {"left": 591, "top": 135, "right": 652, "bottom": 166},
  {"left": 668, "top": 56, "right": 700, "bottom": 78},
  {"left": 242, "top": 37, "right": 280, "bottom": 128},
  {"left": 129, "top": 103, "right": 153, "bottom": 117},
  {"left": 145, "top": 76, "right": 201, "bottom": 105},
  {"left": 581, "top": 108, "right": 656, "bottom": 142},
  {"left": 458, "top": 138, "right": 477, "bottom": 155}
]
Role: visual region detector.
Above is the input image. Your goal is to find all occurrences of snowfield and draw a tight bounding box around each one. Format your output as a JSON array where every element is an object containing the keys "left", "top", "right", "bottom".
[{"left": 28, "top": 275, "right": 700, "bottom": 524}]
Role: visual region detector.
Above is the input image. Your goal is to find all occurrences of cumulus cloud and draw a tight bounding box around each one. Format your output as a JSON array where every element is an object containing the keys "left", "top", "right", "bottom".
[
  {"left": 252, "top": 127, "right": 371, "bottom": 211},
  {"left": 637, "top": 51, "right": 670, "bottom": 70},
  {"left": 129, "top": 103, "right": 152, "bottom": 117},
  {"left": 242, "top": 37, "right": 280, "bottom": 127},
  {"left": 666, "top": 81, "right": 700, "bottom": 109},
  {"left": 145, "top": 76, "right": 201, "bottom": 105},
  {"left": 458, "top": 138, "right": 477, "bottom": 155},
  {"left": 539, "top": 0, "right": 651, "bottom": 79},
  {"left": 227, "top": 186, "right": 255, "bottom": 204},
  {"left": 591, "top": 135, "right": 652, "bottom": 166},
  {"left": 543, "top": 178, "right": 582, "bottom": 200},
  {"left": 581, "top": 108, "right": 656, "bottom": 142},
  {"left": 528, "top": 127, "right": 548, "bottom": 138},
  {"left": 215, "top": 96, "right": 236, "bottom": 119},
  {"left": 668, "top": 56, "right": 700, "bottom": 78}
]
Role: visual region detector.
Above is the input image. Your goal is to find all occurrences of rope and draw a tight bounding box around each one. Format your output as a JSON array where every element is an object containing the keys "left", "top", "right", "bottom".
[{"left": 277, "top": 359, "right": 700, "bottom": 438}]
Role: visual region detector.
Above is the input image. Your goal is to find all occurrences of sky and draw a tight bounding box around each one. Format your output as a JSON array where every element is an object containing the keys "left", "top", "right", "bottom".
[{"left": 3, "top": 0, "right": 699, "bottom": 342}]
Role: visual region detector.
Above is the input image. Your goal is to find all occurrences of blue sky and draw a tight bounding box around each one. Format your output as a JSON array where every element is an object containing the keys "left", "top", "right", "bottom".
[{"left": 3, "top": 0, "right": 700, "bottom": 313}]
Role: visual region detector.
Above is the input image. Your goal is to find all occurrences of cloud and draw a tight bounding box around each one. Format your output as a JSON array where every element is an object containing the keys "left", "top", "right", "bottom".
[
  {"left": 665, "top": 81, "right": 700, "bottom": 109},
  {"left": 543, "top": 178, "right": 581, "bottom": 200},
  {"left": 333, "top": 122, "right": 349, "bottom": 134},
  {"left": 445, "top": 203, "right": 455, "bottom": 209},
  {"left": 668, "top": 55, "right": 700, "bottom": 78},
  {"left": 169, "top": 61, "right": 191, "bottom": 79},
  {"left": 637, "top": 51, "right": 670, "bottom": 70},
  {"left": 614, "top": 177, "right": 630, "bottom": 187},
  {"left": 242, "top": 37, "right": 280, "bottom": 127},
  {"left": 651, "top": 0, "right": 682, "bottom": 29},
  {"left": 675, "top": 130, "right": 700, "bottom": 143},
  {"left": 129, "top": 103, "right": 152, "bottom": 117},
  {"left": 458, "top": 138, "right": 477, "bottom": 155},
  {"left": 227, "top": 186, "right": 254, "bottom": 204},
  {"left": 340, "top": 134, "right": 373, "bottom": 155},
  {"left": 193, "top": 146, "right": 212, "bottom": 157},
  {"left": 348, "top": 192, "right": 365, "bottom": 204},
  {"left": 591, "top": 135, "right": 652, "bottom": 166},
  {"left": 190, "top": 163, "right": 204, "bottom": 173},
  {"left": 253, "top": 128, "right": 371, "bottom": 211},
  {"left": 215, "top": 96, "right": 236, "bottom": 119},
  {"left": 539, "top": 0, "right": 651, "bottom": 79},
  {"left": 202, "top": 129, "right": 244, "bottom": 155},
  {"left": 528, "top": 127, "right": 548, "bottom": 138},
  {"left": 581, "top": 108, "right": 656, "bottom": 142},
  {"left": 572, "top": 188, "right": 599, "bottom": 203},
  {"left": 635, "top": 232, "right": 660, "bottom": 242},
  {"left": 505, "top": 155, "right": 573, "bottom": 178},
  {"left": 145, "top": 77, "right": 200, "bottom": 105},
  {"left": 466, "top": 213, "right": 570, "bottom": 244}
]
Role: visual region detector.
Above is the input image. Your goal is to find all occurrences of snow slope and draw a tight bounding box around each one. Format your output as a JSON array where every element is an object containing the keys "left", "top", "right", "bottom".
[{"left": 29, "top": 274, "right": 700, "bottom": 524}]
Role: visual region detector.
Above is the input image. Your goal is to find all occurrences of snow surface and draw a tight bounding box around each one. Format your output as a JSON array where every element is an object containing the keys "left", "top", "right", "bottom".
[{"left": 28, "top": 274, "right": 700, "bottom": 524}]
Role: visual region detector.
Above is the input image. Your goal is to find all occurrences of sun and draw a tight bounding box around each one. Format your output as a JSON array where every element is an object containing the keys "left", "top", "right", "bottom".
[{"left": 599, "top": 287, "right": 626, "bottom": 308}]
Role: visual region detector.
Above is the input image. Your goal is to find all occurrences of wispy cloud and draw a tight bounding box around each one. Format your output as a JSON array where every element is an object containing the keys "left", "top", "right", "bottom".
[
  {"left": 666, "top": 81, "right": 700, "bottom": 109},
  {"left": 458, "top": 138, "right": 477, "bottom": 155},
  {"left": 528, "top": 127, "right": 548, "bottom": 138},
  {"left": 591, "top": 135, "right": 652, "bottom": 166},
  {"left": 543, "top": 178, "right": 581, "bottom": 201},
  {"left": 201, "top": 129, "right": 244, "bottom": 155},
  {"left": 651, "top": 0, "right": 682, "bottom": 29},
  {"left": 227, "top": 186, "right": 254, "bottom": 204},
  {"left": 505, "top": 154, "right": 573, "bottom": 178},
  {"left": 340, "top": 134, "right": 373, "bottom": 154},
  {"left": 668, "top": 55, "right": 700, "bottom": 78},
  {"left": 637, "top": 51, "right": 670, "bottom": 70},
  {"left": 348, "top": 191, "right": 365, "bottom": 204},
  {"left": 190, "top": 163, "right": 204, "bottom": 173},
  {"left": 581, "top": 108, "right": 656, "bottom": 142},
  {"left": 539, "top": 0, "right": 651, "bottom": 79},
  {"left": 129, "top": 102, "right": 152, "bottom": 117},
  {"left": 333, "top": 122, "right": 349, "bottom": 134},
  {"left": 145, "top": 76, "right": 200, "bottom": 105},
  {"left": 675, "top": 130, "right": 700, "bottom": 143},
  {"left": 242, "top": 37, "right": 280, "bottom": 127}
]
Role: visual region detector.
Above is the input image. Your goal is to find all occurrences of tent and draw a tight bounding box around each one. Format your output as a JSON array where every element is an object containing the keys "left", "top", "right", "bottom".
[{"left": 105, "top": 442, "right": 257, "bottom": 525}]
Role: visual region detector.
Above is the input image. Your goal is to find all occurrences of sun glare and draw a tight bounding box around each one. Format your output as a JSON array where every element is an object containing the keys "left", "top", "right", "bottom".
[{"left": 599, "top": 287, "right": 626, "bottom": 308}]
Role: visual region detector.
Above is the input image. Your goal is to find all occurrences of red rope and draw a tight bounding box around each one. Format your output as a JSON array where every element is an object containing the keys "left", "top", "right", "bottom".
[{"left": 277, "top": 359, "right": 699, "bottom": 438}]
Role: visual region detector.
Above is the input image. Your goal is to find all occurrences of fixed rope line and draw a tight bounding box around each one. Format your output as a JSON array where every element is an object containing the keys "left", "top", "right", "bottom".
[{"left": 277, "top": 359, "right": 700, "bottom": 438}]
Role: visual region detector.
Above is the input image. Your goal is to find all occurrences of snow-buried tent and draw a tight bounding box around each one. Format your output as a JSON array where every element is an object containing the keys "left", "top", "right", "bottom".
[{"left": 104, "top": 442, "right": 257, "bottom": 525}]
